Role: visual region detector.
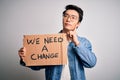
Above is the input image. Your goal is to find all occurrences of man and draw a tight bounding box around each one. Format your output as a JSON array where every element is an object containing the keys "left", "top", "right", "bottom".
[{"left": 18, "top": 4, "right": 97, "bottom": 80}]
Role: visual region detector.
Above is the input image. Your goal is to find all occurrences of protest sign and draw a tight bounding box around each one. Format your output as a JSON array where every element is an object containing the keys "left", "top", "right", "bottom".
[{"left": 23, "top": 33, "right": 68, "bottom": 66}]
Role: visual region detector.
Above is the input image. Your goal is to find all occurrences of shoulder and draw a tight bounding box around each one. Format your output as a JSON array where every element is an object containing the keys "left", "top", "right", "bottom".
[
  {"left": 77, "top": 36, "right": 92, "bottom": 49},
  {"left": 77, "top": 36, "right": 90, "bottom": 43}
]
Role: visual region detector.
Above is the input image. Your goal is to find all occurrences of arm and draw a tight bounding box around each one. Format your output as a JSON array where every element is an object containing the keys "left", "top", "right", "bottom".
[
  {"left": 73, "top": 38, "right": 97, "bottom": 68},
  {"left": 20, "top": 59, "right": 46, "bottom": 70},
  {"left": 18, "top": 47, "right": 45, "bottom": 70}
]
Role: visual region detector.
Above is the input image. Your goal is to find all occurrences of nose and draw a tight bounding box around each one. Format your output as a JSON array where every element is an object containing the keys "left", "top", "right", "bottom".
[{"left": 66, "top": 16, "right": 71, "bottom": 22}]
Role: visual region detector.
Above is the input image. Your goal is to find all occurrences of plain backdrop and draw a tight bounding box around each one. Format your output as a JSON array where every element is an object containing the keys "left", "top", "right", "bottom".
[{"left": 0, "top": 0, "right": 120, "bottom": 80}]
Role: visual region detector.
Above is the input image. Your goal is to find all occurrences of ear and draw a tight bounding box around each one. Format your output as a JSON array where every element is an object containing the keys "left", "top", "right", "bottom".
[{"left": 76, "top": 22, "right": 80, "bottom": 29}]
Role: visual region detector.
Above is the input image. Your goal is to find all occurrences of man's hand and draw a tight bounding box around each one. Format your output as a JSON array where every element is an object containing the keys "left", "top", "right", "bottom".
[
  {"left": 18, "top": 47, "right": 26, "bottom": 61},
  {"left": 67, "top": 29, "right": 80, "bottom": 46}
]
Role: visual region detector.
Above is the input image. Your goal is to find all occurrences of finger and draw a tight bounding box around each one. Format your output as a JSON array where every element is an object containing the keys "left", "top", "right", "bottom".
[
  {"left": 18, "top": 47, "right": 26, "bottom": 56},
  {"left": 69, "top": 31, "right": 74, "bottom": 38},
  {"left": 23, "top": 47, "right": 26, "bottom": 52},
  {"left": 66, "top": 31, "right": 70, "bottom": 37},
  {"left": 69, "top": 33, "right": 73, "bottom": 38},
  {"left": 19, "top": 47, "right": 26, "bottom": 52},
  {"left": 18, "top": 51, "right": 25, "bottom": 57},
  {"left": 18, "top": 48, "right": 24, "bottom": 52},
  {"left": 68, "top": 33, "right": 73, "bottom": 38}
]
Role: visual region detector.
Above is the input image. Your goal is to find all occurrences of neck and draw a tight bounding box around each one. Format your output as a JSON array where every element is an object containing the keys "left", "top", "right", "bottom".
[
  {"left": 62, "top": 30, "right": 67, "bottom": 34},
  {"left": 62, "top": 29, "right": 70, "bottom": 34},
  {"left": 61, "top": 29, "right": 73, "bottom": 42}
]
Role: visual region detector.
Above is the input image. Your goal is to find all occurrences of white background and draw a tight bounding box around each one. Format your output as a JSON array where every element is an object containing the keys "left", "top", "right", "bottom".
[{"left": 0, "top": 0, "right": 120, "bottom": 80}]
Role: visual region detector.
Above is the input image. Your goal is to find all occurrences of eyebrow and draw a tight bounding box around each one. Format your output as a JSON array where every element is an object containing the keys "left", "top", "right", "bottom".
[{"left": 64, "top": 13, "right": 77, "bottom": 16}]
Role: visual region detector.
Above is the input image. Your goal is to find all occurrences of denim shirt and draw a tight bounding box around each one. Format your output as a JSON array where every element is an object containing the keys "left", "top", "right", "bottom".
[{"left": 20, "top": 36, "right": 97, "bottom": 80}]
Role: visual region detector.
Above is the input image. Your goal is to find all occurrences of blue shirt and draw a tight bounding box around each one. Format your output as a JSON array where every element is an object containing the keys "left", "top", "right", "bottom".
[{"left": 20, "top": 36, "right": 97, "bottom": 80}]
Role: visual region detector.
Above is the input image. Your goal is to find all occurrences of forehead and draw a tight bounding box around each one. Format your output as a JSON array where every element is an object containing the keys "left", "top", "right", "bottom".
[{"left": 65, "top": 9, "right": 79, "bottom": 17}]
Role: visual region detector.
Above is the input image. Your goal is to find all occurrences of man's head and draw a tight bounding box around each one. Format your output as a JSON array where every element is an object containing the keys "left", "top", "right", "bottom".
[
  {"left": 62, "top": 5, "right": 83, "bottom": 31},
  {"left": 63, "top": 5, "right": 83, "bottom": 23}
]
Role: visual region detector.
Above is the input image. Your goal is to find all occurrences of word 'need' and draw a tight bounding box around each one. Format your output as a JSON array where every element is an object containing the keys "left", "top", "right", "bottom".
[{"left": 27, "top": 36, "right": 64, "bottom": 45}]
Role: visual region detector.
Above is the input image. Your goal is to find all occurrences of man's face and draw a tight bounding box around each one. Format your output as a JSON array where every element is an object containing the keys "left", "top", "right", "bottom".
[{"left": 63, "top": 10, "right": 80, "bottom": 31}]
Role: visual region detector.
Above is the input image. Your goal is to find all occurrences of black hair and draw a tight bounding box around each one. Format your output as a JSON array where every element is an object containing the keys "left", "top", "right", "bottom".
[{"left": 63, "top": 5, "right": 83, "bottom": 22}]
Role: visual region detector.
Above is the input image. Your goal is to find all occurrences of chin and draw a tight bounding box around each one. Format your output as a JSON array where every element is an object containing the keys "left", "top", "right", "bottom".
[
  {"left": 64, "top": 26, "right": 71, "bottom": 30},
  {"left": 63, "top": 28, "right": 72, "bottom": 31}
]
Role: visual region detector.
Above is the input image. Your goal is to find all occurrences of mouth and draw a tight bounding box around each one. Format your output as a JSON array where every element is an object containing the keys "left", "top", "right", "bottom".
[{"left": 65, "top": 23, "right": 72, "bottom": 26}]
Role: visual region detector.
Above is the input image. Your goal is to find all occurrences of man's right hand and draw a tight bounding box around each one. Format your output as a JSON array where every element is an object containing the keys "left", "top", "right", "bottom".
[{"left": 18, "top": 47, "right": 26, "bottom": 61}]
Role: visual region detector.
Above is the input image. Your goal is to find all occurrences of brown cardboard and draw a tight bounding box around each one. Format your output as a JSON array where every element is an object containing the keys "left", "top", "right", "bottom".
[{"left": 23, "top": 33, "right": 68, "bottom": 66}]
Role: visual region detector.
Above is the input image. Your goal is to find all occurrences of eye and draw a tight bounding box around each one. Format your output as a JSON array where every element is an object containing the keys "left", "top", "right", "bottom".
[
  {"left": 63, "top": 14, "right": 69, "bottom": 17},
  {"left": 71, "top": 16, "right": 77, "bottom": 20}
]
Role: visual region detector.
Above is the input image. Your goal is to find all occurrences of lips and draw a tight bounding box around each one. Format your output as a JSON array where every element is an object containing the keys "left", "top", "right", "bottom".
[{"left": 65, "top": 23, "right": 72, "bottom": 26}]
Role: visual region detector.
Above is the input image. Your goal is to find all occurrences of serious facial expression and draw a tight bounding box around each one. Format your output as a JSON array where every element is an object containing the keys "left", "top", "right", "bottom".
[{"left": 63, "top": 10, "right": 80, "bottom": 31}]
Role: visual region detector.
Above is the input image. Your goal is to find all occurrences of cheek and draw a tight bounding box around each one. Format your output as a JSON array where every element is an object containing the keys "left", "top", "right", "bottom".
[
  {"left": 63, "top": 18, "right": 65, "bottom": 23},
  {"left": 62, "top": 21, "right": 64, "bottom": 26},
  {"left": 62, "top": 19, "right": 66, "bottom": 26},
  {"left": 73, "top": 23, "right": 78, "bottom": 27},
  {"left": 74, "top": 22, "right": 80, "bottom": 27}
]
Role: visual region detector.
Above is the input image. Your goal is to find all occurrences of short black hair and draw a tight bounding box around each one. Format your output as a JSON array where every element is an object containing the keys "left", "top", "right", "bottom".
[{"left": 63, "top": 4, "right": 83, "bottom": 22}]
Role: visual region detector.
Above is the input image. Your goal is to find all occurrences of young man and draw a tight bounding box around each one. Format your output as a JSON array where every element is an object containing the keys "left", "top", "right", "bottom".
[{"left": 18, "top": 5, "right": 97, "bottom": 80}]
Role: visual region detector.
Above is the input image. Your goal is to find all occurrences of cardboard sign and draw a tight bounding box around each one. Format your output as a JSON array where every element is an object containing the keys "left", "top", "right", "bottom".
[{"left": 23, "top": 33, "right": 68, "bottom": 66}]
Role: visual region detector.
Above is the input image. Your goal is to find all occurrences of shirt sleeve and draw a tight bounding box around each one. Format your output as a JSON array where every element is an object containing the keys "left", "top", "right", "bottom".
[
  {"left": 73, "top": 38, "right": 97, "bottom": 68},
  {"left": 20, "top": 59, "right": 45, "bottom": 70}
]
